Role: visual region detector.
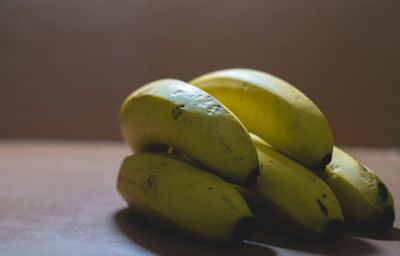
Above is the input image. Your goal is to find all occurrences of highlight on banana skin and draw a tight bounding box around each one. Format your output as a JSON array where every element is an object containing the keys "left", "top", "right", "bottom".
[{"left": 117, "top": 68, "right": 395, "bottom": 244}]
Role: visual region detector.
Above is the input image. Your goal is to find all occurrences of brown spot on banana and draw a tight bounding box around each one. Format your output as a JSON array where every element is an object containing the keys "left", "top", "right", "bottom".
[
  {"left": 171, "top": 104, "right": 185, "bottom": 119},
  {"left": 146, "top": 175, "right": 157, "bottom": 193},
  {"left": 316, "top": 199, "right": 328, "bottom": 216},
  {"left": 377, "top": 180, "right": 389, "bottom": 202}
]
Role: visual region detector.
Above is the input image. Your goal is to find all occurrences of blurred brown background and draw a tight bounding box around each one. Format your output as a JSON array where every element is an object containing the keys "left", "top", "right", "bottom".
[{"left": 1, "top": 0, "right": 399, "bottom": 146}]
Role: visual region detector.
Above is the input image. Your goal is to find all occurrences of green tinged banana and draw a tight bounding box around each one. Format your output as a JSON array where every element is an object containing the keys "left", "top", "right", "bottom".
[
  {"left": 117, "top": 152, "right": 255, "bottom": 243},
  {"left": 236, "top": 134, "right": 344, "bottom": 240},
  {"left": 190, "top": 68, "right": 333, "bottom": 172},
  {"left": 120, "top": 79, "right": 259, "bottom": 187},
  {"left": 320, "top": 147, "right": 395, "bottom": 230}
]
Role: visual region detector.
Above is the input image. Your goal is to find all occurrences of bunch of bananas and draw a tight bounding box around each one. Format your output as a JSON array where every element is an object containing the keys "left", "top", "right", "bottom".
[{"left": 117, "top": 68, "right": 395, "bottom": 244}]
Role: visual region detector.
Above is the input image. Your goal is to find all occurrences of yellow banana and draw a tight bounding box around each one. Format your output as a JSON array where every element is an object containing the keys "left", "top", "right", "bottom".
[
  {"left": 236, "top": 134, "right": 344, "bottom": 240},
  {"left": 120, "top": 79, "right": 259, "bottom": 187},
  {"left": 190, "top": 68, "right": 333, "bottom": 172},
  {"left": 117, "top": 152, "right": 255, "bottom": 243},
  {"left": 320, "top": 147, "right": 395, "bottom": 230}
]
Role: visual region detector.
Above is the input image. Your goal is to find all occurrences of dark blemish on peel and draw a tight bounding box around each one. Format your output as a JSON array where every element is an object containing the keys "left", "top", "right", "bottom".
[
  {"left": 218, "top": 137, "right": 232, "bottom": 153},
  {"left": 206, "top": 94, "right": 218, "bottom": 103},
  {"left": 317, "top": 199, "right": 328, "bottom": 216},
  {"left": 205, "top": 95, "right": 227, "bottom": 113},
  {"left": 221, "top": 195, "right": 233, "bottom": 206},
  {"left": 151, "top": 164, "right": 161, "bottom": 170},
  {"left": 208, "top": 187, "right": 213, "bottom": 190},
  {"left": 171, "top": 104, "right": 185, "bottom": 119},
  {"left": 377, "top": 180, "right": 388, "bottom": 202},
  {"left": 207, "top": 104, "right": 224, "bottom": 114},
  {"left": 146, "top": 175, "right": 156, "bottom": 192},
  {"left": 323, "top": 194, "right": 327, "bottom": 198}
]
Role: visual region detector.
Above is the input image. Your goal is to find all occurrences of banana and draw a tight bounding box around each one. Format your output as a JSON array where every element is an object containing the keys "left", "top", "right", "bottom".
[
  {"left": 120, "top": 79, "right": 259, "bottom": 187},
  {"left": 235, "top": 134, "right": 344, "bottom": 240},
  {"left": 117, "top": 152, "right": 255, "bottom": 243},
  {"left": 190, "top": 68, "right": 333, "bottom": 172},
  {"left": 320, "top": 146, "right": 395, "bottom": 230}
]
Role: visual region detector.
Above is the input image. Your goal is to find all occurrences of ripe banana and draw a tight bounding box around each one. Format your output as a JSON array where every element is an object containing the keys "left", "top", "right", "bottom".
[
  {"left": 117, "top": 152, "right": 255, "bottom": 243},
  {"left": 120, "top": 79, "right": 259, "bottom": 187},
  {"left": 320, "top": 147, "right": 395, "bottom": 230},
  {"left": 236, "top": 134, "right": 344, "bottom": 240},
  {"left": 190, "top": 68, "right": 333, "bottom": 172}
]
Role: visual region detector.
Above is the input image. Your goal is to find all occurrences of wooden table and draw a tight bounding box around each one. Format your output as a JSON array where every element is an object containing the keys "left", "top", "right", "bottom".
[{"left": 1, "top": 140, "right": 399, "bottom": 255}]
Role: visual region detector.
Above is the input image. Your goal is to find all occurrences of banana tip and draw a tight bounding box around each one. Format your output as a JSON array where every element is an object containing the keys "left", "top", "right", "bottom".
[
  {"left": 317, "top": 153, "right": 332, "bottom": 172},
  {"left": 242, "top": 166, "right": 260, "bottom": 188},
  {"left": 322, "top": 219, "right": 345, "bottom": 241},
  {"left": 378, "top": 207, "right": 395, "bottom": 230},
  {"left": 234, "top": 217, "right": 257, "bottom": 242},
  {"left": 346, "top": 206, "right": 395, "bottom": 231}
]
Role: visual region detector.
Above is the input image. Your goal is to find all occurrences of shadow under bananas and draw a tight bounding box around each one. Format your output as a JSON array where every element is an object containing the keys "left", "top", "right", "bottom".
[
  {"left": 346, "top": 226, "right": 400, "bottom": 241},
  {"left": 245, "top": 228, "right": 377, "bottom": 256},
  {"left": 113, "top": 207, "right": 276, "bottom": 256}
]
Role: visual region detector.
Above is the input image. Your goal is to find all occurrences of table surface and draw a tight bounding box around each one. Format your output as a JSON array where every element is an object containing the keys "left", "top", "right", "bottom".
[{"left": 0, "top": 140, "right": 399, "bottom": 256}]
